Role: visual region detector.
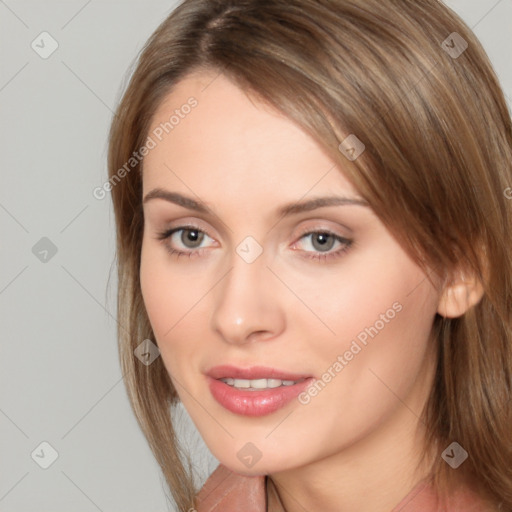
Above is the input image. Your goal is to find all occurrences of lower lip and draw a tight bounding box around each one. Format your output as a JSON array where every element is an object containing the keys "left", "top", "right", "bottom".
[{"left": 208, "top": 377, "right": 312, "bottom": 417}]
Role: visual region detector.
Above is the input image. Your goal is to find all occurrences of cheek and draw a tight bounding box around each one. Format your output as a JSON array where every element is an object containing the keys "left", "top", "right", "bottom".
[
  {"left": 289, "top": 243, "right": 439, "bottom": 395},
  {"left": 139, "top": 240, "right": 210, "bottom": 373},
  {"left": 140, "top": 240, "right": 184, "bottom": 347},
  {"left": 300, "top": 258, "right": 439, "bottom": 426},
  {"left": 279, "top": 238, "right": 438, "bottom": 356},
  {"left": 140, "top": 247, "right": 170, "bottom": 337}
]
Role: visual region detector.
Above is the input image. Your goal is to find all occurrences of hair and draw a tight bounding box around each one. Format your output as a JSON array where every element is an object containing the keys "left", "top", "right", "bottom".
[{"left": 107, "top": 0, "right": 512, "bottom": 510}]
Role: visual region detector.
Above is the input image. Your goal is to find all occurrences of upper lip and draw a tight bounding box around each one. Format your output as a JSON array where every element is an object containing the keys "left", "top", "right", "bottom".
[{"left": 206, "top": 365, "right": 311, "bottom": 381}]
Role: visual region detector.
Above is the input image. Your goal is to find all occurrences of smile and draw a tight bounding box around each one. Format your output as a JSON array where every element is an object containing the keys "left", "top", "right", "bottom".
[{"left": 207, "top": 366, "right": 313, "bottom": 416}]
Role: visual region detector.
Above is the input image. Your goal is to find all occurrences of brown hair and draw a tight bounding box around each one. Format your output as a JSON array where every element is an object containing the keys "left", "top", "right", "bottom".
[{"left": 107, "top": 0, "right": 512, "bottom": 510}]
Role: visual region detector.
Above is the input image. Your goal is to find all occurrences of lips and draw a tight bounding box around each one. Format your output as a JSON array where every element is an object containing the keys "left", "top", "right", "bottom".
[
  {"left": 206, "top": 365, "right": 313, "bottom": 417},
  {"left": 207, "top": 365, "right": 310, "bottom": 381}
]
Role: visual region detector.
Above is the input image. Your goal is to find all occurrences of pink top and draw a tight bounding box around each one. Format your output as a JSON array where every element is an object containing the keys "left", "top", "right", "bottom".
[{"left": 196, "top": 464, "right": 493, "bottom": 512}]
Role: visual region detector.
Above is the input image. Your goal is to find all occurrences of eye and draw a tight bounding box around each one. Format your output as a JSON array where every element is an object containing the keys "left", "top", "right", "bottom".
[
  {"left": 155, "top": 226, "right": 352, "bottom": 261},
  {"left": 293, "top": 231, "right": 352, "bottom": 262},
  {"left": 156, "top": 226, "right": 216, "bottom": 257}
]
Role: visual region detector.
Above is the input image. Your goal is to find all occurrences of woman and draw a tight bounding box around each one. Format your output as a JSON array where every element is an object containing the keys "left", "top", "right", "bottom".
[{"left": 107, "top": 0, "right": 512, "bottom": 510}]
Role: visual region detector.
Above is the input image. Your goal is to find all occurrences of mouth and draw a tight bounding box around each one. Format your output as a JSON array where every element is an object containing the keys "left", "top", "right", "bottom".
[{"left": 206, "top": 365, "right": 313, "bottom": 417}]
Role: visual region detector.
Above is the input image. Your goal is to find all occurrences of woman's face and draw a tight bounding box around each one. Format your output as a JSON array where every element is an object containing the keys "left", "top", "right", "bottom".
[{"left": 140, "top": 70, "right": 442, "bottom": 476}]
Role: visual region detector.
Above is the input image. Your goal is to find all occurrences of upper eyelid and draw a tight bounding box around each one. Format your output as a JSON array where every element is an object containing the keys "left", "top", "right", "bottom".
[
  {"left": 161, "top": 214, "right": 350, "bottom": 232},
  {"left": 159, "top": 220, "right": 215, "bottom": 237},
  {"left": 144, "top": 201, "right": 233, "bottom": 236},
  {"left": 146, "top": 203, "right": 357, "bottom": 235},
  {"left": 295, "top": 225, "right": 350, "bottom": 238}
]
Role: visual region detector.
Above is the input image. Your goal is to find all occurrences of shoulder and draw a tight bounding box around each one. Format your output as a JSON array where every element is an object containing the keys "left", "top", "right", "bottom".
[
  {"left": 195, "top": 465, "right": 497, "bottom": 512},
  {"left": 195, "top": 464, "right": 267, "bottom": 512}
]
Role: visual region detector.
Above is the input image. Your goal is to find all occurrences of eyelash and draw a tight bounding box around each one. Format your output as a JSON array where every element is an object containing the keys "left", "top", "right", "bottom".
[{"left": 155, "top": 225, "right": 353, "bottom": 263}]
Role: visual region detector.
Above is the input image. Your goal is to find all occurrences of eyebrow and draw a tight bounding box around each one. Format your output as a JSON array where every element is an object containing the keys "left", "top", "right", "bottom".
[{"left": 142, "top": 188, "right": 369, "bottom": 217}]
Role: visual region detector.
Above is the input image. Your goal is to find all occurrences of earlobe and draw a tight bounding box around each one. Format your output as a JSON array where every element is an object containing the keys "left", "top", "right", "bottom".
[{"left": 437, "top": 272, "right": 485, "bottom": 318}]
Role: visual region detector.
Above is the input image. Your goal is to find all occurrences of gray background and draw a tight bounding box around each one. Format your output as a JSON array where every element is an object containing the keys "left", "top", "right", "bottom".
[{"left": 0, "top": 1, "right": 510, "bottom": 511}]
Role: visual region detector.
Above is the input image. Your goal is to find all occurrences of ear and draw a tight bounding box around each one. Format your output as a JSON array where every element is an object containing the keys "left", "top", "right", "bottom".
[{"left": 437, "top": 270, "right": 485, "bottom": 318}]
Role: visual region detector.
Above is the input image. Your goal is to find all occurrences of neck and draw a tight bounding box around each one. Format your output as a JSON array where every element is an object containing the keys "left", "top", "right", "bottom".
[
  {"left": 268, "top": 353, "right": 437, "bottom": 512},
  {"left": 269, "top": 415, "right": 434, "bottom": 512}
]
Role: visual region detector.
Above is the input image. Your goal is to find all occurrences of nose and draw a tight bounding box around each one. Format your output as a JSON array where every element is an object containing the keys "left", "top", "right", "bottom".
[{"left": 210, "top": 252, "right": 286, "bottom": 345}]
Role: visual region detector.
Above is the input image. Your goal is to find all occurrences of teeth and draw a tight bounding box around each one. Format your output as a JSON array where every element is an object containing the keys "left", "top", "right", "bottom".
[
  {"left": 248, "top": 378, "right": 269, "bottom": 389},
  {"left": 219, "top": 377, "right": 302, "bottom": 389}
]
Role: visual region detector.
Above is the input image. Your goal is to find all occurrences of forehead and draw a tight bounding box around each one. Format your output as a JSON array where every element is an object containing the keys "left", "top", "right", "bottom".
[{"left": 143, "top": 71, "right": 360, "bottom": 204}]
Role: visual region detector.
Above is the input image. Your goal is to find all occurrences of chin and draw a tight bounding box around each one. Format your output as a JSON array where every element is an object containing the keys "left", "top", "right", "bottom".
[{"left": 212, "top": 449, "right": 300, "bottom": 477}]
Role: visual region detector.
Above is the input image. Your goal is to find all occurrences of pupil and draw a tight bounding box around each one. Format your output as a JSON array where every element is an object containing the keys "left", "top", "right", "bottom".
[{"left": 312, "top": 233, "right": 334, "bottom": 252}]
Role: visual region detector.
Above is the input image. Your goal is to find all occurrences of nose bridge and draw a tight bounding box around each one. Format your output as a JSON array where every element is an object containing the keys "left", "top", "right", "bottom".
[{"left": 211, "top": 248, "right": 284, "bottom": 344}]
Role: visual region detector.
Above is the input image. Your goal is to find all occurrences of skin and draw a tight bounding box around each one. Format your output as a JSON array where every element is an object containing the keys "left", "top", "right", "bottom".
[{"left": 140, "top": 70, "right": 451, "bottom": 511}]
